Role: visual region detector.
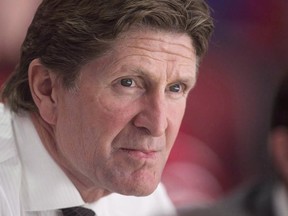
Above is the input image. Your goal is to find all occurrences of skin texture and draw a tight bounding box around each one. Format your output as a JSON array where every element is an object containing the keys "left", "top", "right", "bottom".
[{"left": 29, "top": 29, "right": 197, "bottom": 202}]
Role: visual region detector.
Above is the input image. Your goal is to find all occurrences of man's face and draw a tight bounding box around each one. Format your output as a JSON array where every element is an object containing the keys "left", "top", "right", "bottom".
[{"left": 53, "top": 29, "right": 197, "bottom": 196}]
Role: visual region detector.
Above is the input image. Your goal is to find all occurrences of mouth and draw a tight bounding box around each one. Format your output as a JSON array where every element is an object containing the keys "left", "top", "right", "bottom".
[{"left": 119, "top": 148, "right": 159, "bottom": 159}]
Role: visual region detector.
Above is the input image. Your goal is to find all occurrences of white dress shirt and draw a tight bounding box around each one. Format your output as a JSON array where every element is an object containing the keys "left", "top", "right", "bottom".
[{"left": 0, "top": 104, "right": 176, "bottom": 216}]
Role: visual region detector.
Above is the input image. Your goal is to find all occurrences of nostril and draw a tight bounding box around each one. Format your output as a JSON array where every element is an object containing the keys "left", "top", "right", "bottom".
[{"left": 135, "top": 126, "right": 151, "bottom": 135}]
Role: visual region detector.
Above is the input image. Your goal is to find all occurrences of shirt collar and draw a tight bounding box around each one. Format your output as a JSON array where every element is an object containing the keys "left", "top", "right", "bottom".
[{"left": 12, "top": 112, "right": 85, "bottom": 211}]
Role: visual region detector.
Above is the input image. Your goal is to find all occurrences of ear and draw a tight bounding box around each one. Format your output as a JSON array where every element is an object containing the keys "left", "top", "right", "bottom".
[
  {"left": 270, "top": 127, "right": 288, "bottom": 179},
  {"left": 28, "top": 59, "right": 58, "bottom": 125}
]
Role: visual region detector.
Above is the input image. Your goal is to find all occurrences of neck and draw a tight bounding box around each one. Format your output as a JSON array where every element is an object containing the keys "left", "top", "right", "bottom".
[{"left": 30, "top": 112, "right": 111, "bottom": 202}]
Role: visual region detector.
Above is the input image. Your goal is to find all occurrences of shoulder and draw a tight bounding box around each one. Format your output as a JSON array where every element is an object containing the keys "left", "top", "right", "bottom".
[
  {"left": 0, "top": 104, "right": 22, "bottom": 216},
  {"left": 0, "top": 186, "right": 15, "bottom": 216},
  {"left": 0, "top": 104, "right": 16, "bottom": 163},
  {"left": 178, "top": 182, "right": 274, "bottom": 216},
  {"left": 179, "top": 190, "right": 249, "bottom": 216}
]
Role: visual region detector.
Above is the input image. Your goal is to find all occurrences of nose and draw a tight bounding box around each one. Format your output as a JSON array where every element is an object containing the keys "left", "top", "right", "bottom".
[{"left": 133, "top": 92, "right": 168, "bottom": 137}]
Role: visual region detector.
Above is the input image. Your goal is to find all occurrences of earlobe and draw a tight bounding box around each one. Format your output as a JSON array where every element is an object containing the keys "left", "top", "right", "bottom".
[{"left": 28, "top": 59, "right": 57, "bottom": 125}]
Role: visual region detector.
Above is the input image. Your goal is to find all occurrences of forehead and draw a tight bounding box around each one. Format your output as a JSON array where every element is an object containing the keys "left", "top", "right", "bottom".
[
  {"left": 77, "top": 29, "right": 197, "bottom": 81},
  {"left": 113, "top": 29, "right": 196, "bottom": 61}
]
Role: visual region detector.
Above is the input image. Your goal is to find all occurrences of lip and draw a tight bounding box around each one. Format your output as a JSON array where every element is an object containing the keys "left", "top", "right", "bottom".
[{"left": 119, "top": 148, "right": 159, "bottom": 159}]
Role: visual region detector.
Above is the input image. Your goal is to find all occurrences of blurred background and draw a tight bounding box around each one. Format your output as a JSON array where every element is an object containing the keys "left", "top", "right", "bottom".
[
  {"left": 163, "top": 0, "right": 288, "bottom": 207},
  {"left": 0, "top": 0, "right": 287, "bottom": 209}
]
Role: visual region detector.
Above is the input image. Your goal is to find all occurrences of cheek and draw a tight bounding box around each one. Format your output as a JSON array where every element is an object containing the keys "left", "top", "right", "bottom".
[
  {"left": 168, "top": 100, "right": 186, "bottom": 128},
  {"left": 166, "top": 101, "right": 186, "bottom": 145},
  {"left": 95, "top": 94, "right": 140, "bottom": 126},
  {"left": 55, "top": 91, "right": 101, "bottom": 151}
]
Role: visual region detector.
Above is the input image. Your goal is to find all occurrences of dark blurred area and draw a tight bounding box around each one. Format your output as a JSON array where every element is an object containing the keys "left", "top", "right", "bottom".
[{"left": 0, "top": 0, "right": 287, "bottom": 209}]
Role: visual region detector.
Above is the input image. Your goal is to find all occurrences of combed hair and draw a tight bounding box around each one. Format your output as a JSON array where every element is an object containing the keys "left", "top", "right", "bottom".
[{"left": 1, "top": 0, "right": 214, "bottom": 113}]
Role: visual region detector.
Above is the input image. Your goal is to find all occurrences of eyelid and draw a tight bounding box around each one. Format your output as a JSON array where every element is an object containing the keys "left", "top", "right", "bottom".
[
  {"left": 120, "top": 78, "right": 136, "bottom": 87},
  {"left": 169, "top": 82, "right": 187, "bottom": 92},
  {"left": 181, "top": 78, "right": 196, "bottom": 93},
  {"left": 113, "top": 75, "right": 145, "bottom": 89}
]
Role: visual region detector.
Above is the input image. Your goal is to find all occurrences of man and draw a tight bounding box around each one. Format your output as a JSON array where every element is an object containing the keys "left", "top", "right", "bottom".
[
  {"left": 0, "top": 0, "right": 214, "bottom": 215},
  {"left": 178, "top": 73, "right": 288, "bottom": 216}
]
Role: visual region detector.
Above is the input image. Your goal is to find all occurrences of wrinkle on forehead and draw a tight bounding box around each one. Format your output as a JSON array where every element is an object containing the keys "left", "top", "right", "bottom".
[
  {"left": 115, "top": 28, "right": 195, "bottom": 56},
  {"left": 127, "top": 36, "right": 194, "bottom": 50},
  {"left": 80, "top": 29, "right": 197, "bottom": 83},
  {"left": 126, "top": 45, "right": 194, "bottom": 61}
]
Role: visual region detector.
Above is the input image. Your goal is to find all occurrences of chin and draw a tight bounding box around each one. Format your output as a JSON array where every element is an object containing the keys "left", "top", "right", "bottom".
[
  {"left": 118, "top": 180, "right": 159, "bottom": 197},
  {"left": 106, "top": 167, "right": 163, "bottom": 196}
]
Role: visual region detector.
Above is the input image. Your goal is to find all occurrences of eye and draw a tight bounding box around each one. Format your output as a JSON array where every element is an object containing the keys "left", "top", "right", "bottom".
[
  {"left": 168, "top": 83, "right": 183, "bottom": 93},
  {"left": 112, "top": 77, "right": 145, "bottom": 96},
  {"left": 120, "top": 78, "right": 135, "bottom": 87}
]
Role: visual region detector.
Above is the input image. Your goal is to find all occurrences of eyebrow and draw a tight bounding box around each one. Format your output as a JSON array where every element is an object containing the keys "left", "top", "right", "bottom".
[
  {"left": 131, "top": 67, "right": 149, "bottom": 77},
  {"left": 131, "top": 66, "right": 196, "bottom": 86}
]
